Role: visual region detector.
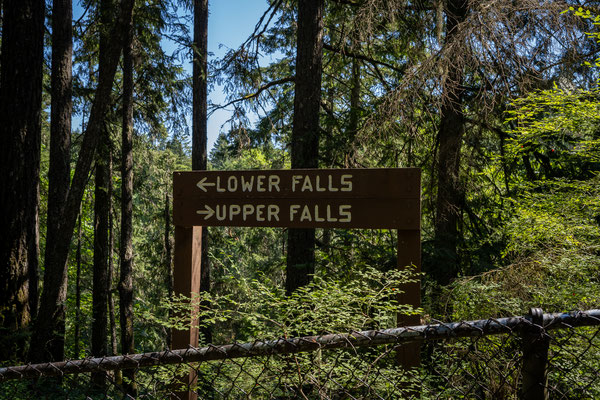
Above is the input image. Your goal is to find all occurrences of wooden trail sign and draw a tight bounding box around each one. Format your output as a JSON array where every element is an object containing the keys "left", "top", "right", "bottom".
[
  {"left": 173, "top": 168, "right": 420, "bottom": 229},
  {"left": 172, "top": 168, "right": 421, "bottom": 399}
]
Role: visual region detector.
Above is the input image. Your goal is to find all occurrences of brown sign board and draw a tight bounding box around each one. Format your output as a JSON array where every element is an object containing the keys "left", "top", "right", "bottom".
[{"left": 173, "top": 168, "right": 420, "bottom": 229}]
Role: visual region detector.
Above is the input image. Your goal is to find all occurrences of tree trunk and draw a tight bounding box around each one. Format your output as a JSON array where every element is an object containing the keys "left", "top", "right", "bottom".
[
  {"left": 29, "top": 0, "right": 135, "bottom": 364},
  {"left": 47, "top": 0, "right": 73, "bottom": 320},
  {"left": 286, "top": 0, "right": 324, "bottom": 296},
  {"left": 164, "top": 191, "right": 173, "bottom": 349},
  {"left": 432, "top": 0, "right": 469, "bottom": 286},
  {"left": 107, "top": 172, "right": 122, "bottom": 384},
  {"left": 28, "top": 183, "right": 40, "bottom": 323},
  {"left": 346, "top": 58, "right": 360, "bottom": 167},
  {"left": 192, "top": 0, "right": 208, "bottom": 173},
  {"left": 91, "top": 131, "right": 111, "bottom": 388},
  {"left": 91, "top": 1, "right": 113, "bottom": 380},
  {"left": 0, "top": 0, "right": 44, "bottom": 361},
  {"left": 192, "top": 0, "right": 211, "bottom": 344},
  {"left": 74, "top": 212, "right": 83, "bottom": 358},
  {"left": 30, "top": 0, "right": 73, "bottom": 356},
  {"left": 322, "top": 87, "right": 335, "bottom": 254},
  {"left": 119, "top": 5, "right": 136, "bottom": 393},
  {"left": 107, "top": 157, "right": 118, "bottom": 357}
]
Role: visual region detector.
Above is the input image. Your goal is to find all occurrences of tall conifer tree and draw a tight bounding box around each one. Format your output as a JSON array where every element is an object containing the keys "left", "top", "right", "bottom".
[
  {"left": 46, "top": 0, "right": 73, "bottom": 329},
  {"left": 91, "top": 0, "right": 114, "bottom": 387},
  {"left": 432, "top": 0, "right": 469, "bottom": 285},
  {"left": 286, "top": 0, "right": 324, "bottom": 295},
  {"left": 192, "top": 0, "right": 211, "bottom": 343},
  {"left": 0, "top": 0, "right": 44, "bottom": 361},
  {"left": 119, "top": 0, "right": 136, "bottom": 393}
]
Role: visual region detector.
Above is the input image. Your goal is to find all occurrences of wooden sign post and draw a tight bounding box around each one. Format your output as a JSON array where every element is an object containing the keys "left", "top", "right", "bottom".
[{"left": 172, "top": 168, "right": 421, "bottom": 398}]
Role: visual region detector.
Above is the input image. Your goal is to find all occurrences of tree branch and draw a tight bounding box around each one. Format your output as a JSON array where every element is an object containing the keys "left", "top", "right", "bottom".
[
  {"left": 241, "top": 0, "right": 283, "bottom": 51},
  {"left": 209, "top": 76, "right": 295, "bottom": 116},
  {"left": 329, "top": 0, "right": 362, "bottom": 5},
  {"left": 323, "top": 43, "right": 404, "bottom": 73},
  {"left": 464, "top": 116, "right": 509, "bottom": 138}
]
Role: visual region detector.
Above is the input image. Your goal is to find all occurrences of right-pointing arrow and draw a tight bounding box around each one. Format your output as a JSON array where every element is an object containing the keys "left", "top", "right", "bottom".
[
  {"left": 196, "top": 205, "right": 215, "bottom": 220},
  {"left": 196, "top": 177, "right": 216, "bottom": 192}
]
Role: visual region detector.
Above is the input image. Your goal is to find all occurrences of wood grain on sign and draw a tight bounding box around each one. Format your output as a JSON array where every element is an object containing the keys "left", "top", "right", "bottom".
[{"left": 173, "top": 168, "right": 420, "bottom": 230}]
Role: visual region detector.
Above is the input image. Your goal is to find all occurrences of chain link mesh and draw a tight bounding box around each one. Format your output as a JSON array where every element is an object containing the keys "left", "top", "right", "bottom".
[{"left": 1, "top": 309, "right": 598, "bottom": 399}]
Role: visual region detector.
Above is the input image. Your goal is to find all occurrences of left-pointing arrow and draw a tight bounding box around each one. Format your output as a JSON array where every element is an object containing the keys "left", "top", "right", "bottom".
[
  {"left": 196, "top": 205, "right": 215, "bottom": 220},
  {"left": 196, "top": 177, "right": 216, "bottom": 192}
]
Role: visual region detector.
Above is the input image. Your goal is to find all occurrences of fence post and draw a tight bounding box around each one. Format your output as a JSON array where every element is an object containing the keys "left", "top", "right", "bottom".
[{"left": 520, "top": 307, "right": 549, "bottom": 400}]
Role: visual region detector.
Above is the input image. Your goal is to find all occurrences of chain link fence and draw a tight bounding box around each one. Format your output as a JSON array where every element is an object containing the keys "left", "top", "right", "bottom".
[{"left": 1, "top": 308, "right": 599, "bottom": 399}]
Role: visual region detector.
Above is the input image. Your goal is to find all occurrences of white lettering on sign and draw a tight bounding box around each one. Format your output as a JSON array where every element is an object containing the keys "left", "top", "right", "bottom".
[
  {"left": 290, "top": 205, "right": 300, "bottom": 220},
  {"left": 216, "top": 205, "right": 226, "bottom": 221},
  {"left": 196, "top": 177, "right": 216, "bottom": 192},
  {"left": 195, "top": 174, "right": 355, "bottom": 194},
  {"left": 289, "top": 204, "right": 351, "bottom": 223},
  {"left": 213, "top": 175, "right": 282, "bottom": 193},
  {"left": 340, "top": 175, "right": 352, "bottom": 191},
  {"left": 196, "top": 203, "right": 351, "bottom": 224},
  {"left": 339, "top": 205, "right": 351, "bottom": 222},
  {"left": 328, "top": 176, "right": 338, "bottom": 192},
  {"left": 196, "top": 204, "right": 281, "bottom": 222},
  {"left": 291, "top": 174, "right": 353, "bottom": 192},
  {"left": 228, "top": 176, "right": 238, "bottom": 192},
  {"left": 256, "top": 175, "right": 266, "bottom": 192},
  {"left": 256, "top": 205, "right": 265, "bottom": 221},
  {"left": 292, "top": 175, "right": 301, "bottom": 192},
  {"left": 196, "top": 205, "right": 215, "bottom": 219},
  {"left": 216, "top": 177, "right": 226, "bottom": 192},
  {"left": 269, "top": 175, "right": 281, "bottom": 192},
  {"left": 315, "top": 176, "right": 326, "bottom": 192},
  {"left": 301, "top": 176, "right": 313, "bottom": 192},
  {"left": 268, "top": 205, "right": 280, "bottom": 221},
  {"left": 241, "top": 176, "right": 253, "bottom": 191},
  {"left": 243, "top": 204, "right": 254, "bottom": 220}
]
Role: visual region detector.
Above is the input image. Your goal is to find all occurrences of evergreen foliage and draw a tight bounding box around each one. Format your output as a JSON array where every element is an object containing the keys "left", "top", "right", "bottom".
[{"left": 1, "top": 1, "right": 599, "bottom": 380}]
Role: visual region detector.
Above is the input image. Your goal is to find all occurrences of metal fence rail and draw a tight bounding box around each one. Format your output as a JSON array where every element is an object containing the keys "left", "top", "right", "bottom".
[{"left": 1, "top": 308, "right": 599, "bottom": 399}]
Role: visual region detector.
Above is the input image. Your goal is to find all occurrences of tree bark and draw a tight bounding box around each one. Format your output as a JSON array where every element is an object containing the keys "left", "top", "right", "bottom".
[
  {"left": 91, "top": 136, "right": 111, "bottom": 389},
  {"left": 74, "top": 212, "right": 83, "bottom": 358},
  {"left": 91, "top": 139, "right": 110, "bottom": 385},
  {"left": 28, "top": 183, "right": 40, "bottom": 323},
  {"left": 29, "top": 0, "right": 73, "bottom": 357},
  {"left": 164, "top": 191, "right": 173, "bottom": 349},
  {"left": 46, "top": 0, "right": 73, "bottom": 325},
  {"left": 192, "top": 0, "right": 208, "bottom": 172},
  {"left": 29, "top": 0, "right": 135, "bottom": 364},
  {"left": 192, "top": 0, "right": 211, "bottom": 344},
  {"left": 0, "top": 0, "right": 44, "bottom": 361},
  {"left": 119, "top": 5, "right": 136, "bottom": 394},
  {"left": 286, "top": 0, "right": 324, "bottom": 295},
  {"left": 107, "top": 171, "right": 122, "bottom": 384},
  {"left": 322, "top": 87, "right": 335, "bottom": 253},
  {"left": 346, "top": 58, "right": 360, "bottom": 167},
  {"left": 90, "top": 2, "right": 113, "bottom": 380},
  {"left": 432, "top": 0, "right": 469, "bottom": 286},
  {"left": 107, "top": 158, "right": 118, "bottom": 357}
]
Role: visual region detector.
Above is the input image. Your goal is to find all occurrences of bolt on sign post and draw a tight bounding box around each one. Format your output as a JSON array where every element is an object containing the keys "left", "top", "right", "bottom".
[{"left": 172, "top": 168, "right": 421, "bottom": 398}]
